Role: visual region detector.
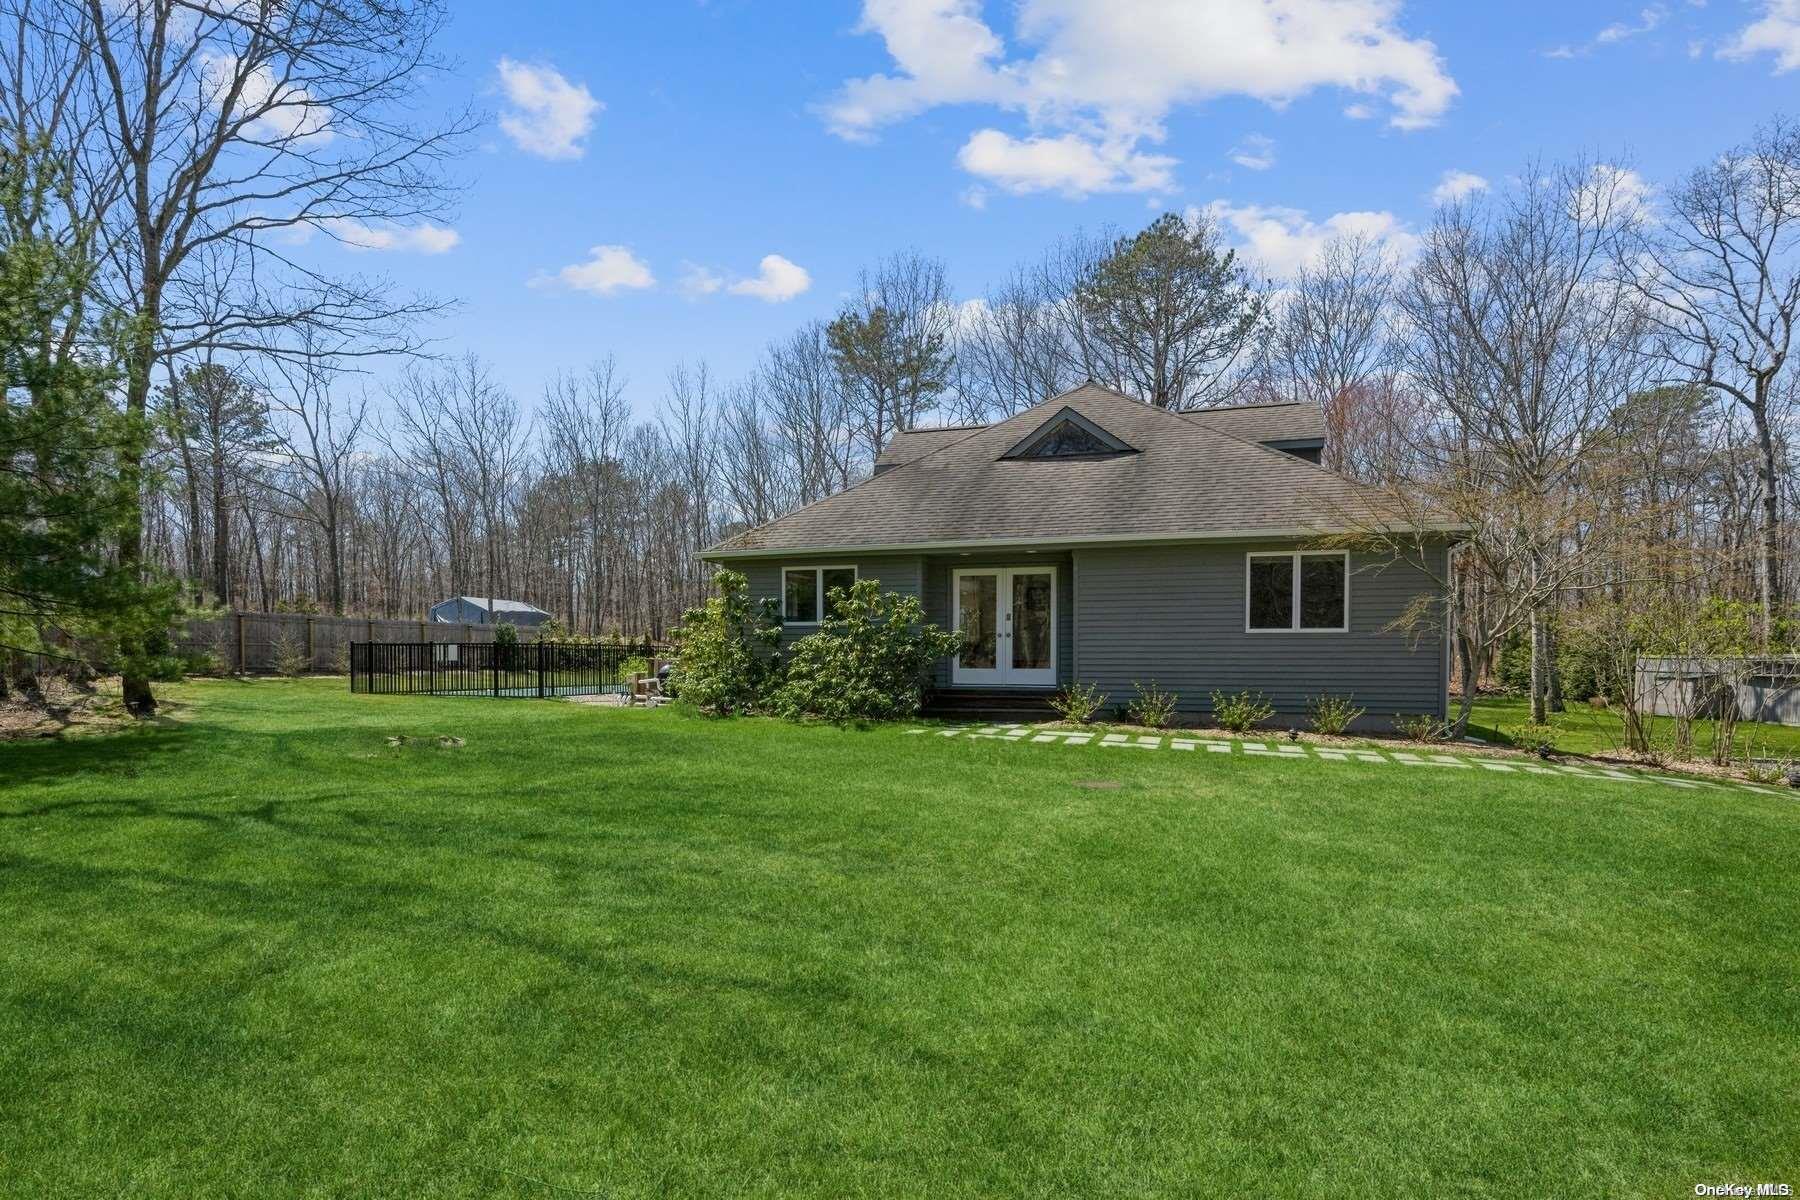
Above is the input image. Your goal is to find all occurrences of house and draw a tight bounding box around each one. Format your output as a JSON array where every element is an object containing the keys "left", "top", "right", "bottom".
[
  {"left": 428, "top": 596, "right": 553, "bottom": 630},
  {"left": 702, "top": 383, "right": 1463, "bottom": 729}
]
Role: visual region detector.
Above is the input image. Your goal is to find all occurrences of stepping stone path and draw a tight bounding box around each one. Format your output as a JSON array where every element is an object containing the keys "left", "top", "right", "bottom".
[{"left": 903, "top": 723, "right": 1784, "bottom": 797}]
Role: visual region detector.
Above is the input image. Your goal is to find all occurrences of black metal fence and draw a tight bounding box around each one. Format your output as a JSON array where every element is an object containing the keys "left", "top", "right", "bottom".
[{"left": 349, "top": 641, "right": 642, "bottom": 698}]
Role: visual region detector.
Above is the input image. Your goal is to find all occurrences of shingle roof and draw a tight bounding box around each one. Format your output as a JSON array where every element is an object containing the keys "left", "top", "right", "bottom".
[
  {"left": 1182, "top": 400, "right": 1326, "bottom": 446},
  {"left": 873, "top": 424, "right": 987, "bottom": 469},
  {"left": 706, "top": 384, "right": 1448, "bottom": 556},
  {"left": 452, "top": 596, "right": 550, "bottom": 616}
]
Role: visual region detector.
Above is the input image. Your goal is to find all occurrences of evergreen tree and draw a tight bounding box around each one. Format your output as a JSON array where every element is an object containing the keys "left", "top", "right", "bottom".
[
  {"left": 1075, "top": 211, "right": 1267, "bottom": 409},
  {"left": 0, "top": 136, "right": 180, "bottom": 702}
]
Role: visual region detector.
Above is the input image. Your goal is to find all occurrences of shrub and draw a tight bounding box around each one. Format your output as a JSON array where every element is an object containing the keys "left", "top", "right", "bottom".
[
  {"left": 1306, "top": 692, "right": 1366, "bottom": 736},
  {"left": 1128, "top": 680, "right": 1179, "bottom": 728},
  {"left": 771, "top": 579, "right": 961, "bottom": 722},
  {"left": 1049, "top": 681, "right": 1108, "bottom": 724},
  {"left": 272, "top": 629, "right": 309, "bottom": 678},
  {"left": 1495, "top": 635, "right": 1531, "bottom": 693},
  {"left": 671, "top": 569, "right": 782, "bottom": 716},
  {"left": 1211, "top": 689, "right": 1274, "bottom": 734},
  {"left": 1395, "top": 712, "right": 1449, "bottom": 742},
  {"left": 184, "top": 649, "right": 225, "bottom": 676},
  {"left": 1504, "top": 721, "right": 1557, "bottom": 757},
  {"left": 619, "top": 654, "right": 651, "bottom": 681}
]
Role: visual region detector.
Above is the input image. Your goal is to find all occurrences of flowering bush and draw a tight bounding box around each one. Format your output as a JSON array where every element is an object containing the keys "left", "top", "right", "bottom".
[
  {"left": 671, "top": 569, "right": 782, "bottom": 715},
  {"left": 1306, "top": 693, "right": 1366, "bottom": 735},
  {"left": 771, "top": 579, "right": 961, "bottom": 722},
  {"left": 1128, "top": 680, "right": 1179, "bottom": 728},
  {"left": 1049, "top": 681, "right": 1109, "bottom": 724},
  {"left": 1210, "top": 689, "right": 1274, "bottom": 733}
]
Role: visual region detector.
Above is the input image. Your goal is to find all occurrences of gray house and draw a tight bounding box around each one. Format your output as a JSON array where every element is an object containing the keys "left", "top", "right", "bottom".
[
  {"left": 428, "top": 596, "right": 553, "bottom": 630},
  {"left": 702, "top": 384, "right": 1461, "bottom": 729}
]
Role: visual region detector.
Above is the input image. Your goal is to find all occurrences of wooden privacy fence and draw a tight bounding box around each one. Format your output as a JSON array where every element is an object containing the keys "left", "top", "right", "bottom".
[{"left": 174, "top": 612, "right": 500, "bottom": 675}]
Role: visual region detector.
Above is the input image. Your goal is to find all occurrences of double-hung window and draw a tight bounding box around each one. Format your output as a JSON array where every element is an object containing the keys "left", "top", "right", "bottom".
[
  {"left": 782, "top": 565, "right": 857, "bottom": 624},
  {"left": 1246, "top": 552, "right": 1348, "bottom": 633}
]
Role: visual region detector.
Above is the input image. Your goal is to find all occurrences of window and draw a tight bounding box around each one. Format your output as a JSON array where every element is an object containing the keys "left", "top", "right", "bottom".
[
  {"left": 1246, "top": 552, "right": 1347, "bottom": 633},
  {"left": 1021, "top": 421, "right": 1116, "bottom": 458},
  {"left": 781, "top": 565, "right": 857, "bottom": 624},
  {"left": 1000, "top": 406, "right": 1137, "bottom": 460}
]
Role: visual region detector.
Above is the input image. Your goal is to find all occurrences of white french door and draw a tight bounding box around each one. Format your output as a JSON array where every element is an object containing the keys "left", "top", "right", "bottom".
[{"left": 951, "top": 566, "right": 1057, "bottom": 686}]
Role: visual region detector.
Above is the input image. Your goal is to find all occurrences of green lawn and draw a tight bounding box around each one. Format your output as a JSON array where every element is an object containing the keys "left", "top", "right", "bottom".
[
  {"left": 1467, "top": 692, "right": 1800, "bottom": 761},
  {"left": 3, "top": 679, "right": 1796, "bottom": 1197}
]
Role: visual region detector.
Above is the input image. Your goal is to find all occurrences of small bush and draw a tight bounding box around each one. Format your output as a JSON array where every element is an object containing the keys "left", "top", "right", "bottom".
[
  {"left": 1504, "top": 721, "right": 1557, "bottom": 757},
  {"left": 328, "top": 642, "right": 350, "bottom": 674},
  {"left": 1211, "top": 689, "right": 1274, "bottom": 734},
  {"left": 1306, "top": 692, "right": 1366, "bottom": 736},
  {"left": 672, "top": 569, "right": 782, "bottom": 716},
  {"left": 185, "top": 649, "right": 225, "bottom": 676},
  {"left": 772, "top": 579, "right": 961, "bottom": 722},
  {"left": 1495, "top": 635, "right": 1531, "bottom": 693},
  {"left": 1128, "top": 680, "right": 1178, "bottom": 728},
  {"left": 493, "top": 621, "right": 519, "bottom": 648},
  {"left": 619, "top": 654, "right": 651, "bottom": 681},
  {"left": 1049, "top": 681, "right": 1108, "bottom": 724},
  {"left": 1395, "top": 712, "right": 1449, "bottom": 742},
  {"left": 272, "top": 629, "right": 310, "bottom": 677}
]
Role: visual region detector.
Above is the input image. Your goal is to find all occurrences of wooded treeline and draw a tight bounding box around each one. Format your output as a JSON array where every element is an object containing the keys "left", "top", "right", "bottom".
[{"left": 2, "top": 0, "right": 1797, "bottom": 727}]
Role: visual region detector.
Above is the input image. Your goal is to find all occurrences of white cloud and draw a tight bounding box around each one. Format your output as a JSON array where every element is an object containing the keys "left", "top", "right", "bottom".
[
  {"left": 497, "top": 58, "right": 601, "bottom": 160},
  {"left": 678, "top": 263, "right": 725, "bottom": 298},
  {"left": 1229, "top": 134, "right": 1277, "bottom": 171},
  {"left": 727, "top": 254, "right": 812, "bottom": 302},
  {"left": 1429, "top": 169, "right": 1489, "bottom": 205},
  {"left": 678, "top": 255, "right": 813, "bottom": 302},
  {"left": 957, "top": 129, "right": 1176, "bottom": 196},
  {"left": 1597, "top": 5, "right": 1667, "bottom": 43},
  {"left": 1578, "top": 163, "right": 1653, "bottom": 218},
  {"left": 1198, "top": 200, "right": 1420, "bottom": 280},
  {"left": 201, "top": 53, "right": 334, "bottom": 145},
  {"left": 532, "top": 245, "right": 654, "bottom": 295},
  {"left": 821, "top": 0, "right": 1457, "bottom": 196},
  {"left": 319, "top": 219, "right": 460, "bottom": 254},
  {"left": 1720, "top": 0, "right": 1800, "bottom": 71}
]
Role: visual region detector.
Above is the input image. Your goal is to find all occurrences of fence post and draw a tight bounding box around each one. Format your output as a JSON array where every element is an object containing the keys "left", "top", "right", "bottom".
[
  {"left": 537, "top": 640, "right": 545, "bottom": 699},
  {"left": 305, "top": 617, "right": 314, "bottom": 671}
]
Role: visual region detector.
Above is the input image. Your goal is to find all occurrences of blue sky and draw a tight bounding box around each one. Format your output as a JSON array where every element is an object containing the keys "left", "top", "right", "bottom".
[{"left": 309, "top": 1, "right": 1800, "bottom": 419}]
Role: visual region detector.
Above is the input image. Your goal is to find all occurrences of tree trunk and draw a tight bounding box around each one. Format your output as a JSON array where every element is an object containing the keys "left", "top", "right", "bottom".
[
  {"left": 1529, "top": 607, "right": 1548, "bottom": 725},
  {"left": 118, "top": 325, "right": 157, "bottom": 716},
  {"left": 1545, "top": 620, "right": 1565, "bottom": 713},
  {"left": 1449, "top": 630, "right": 1478, "bottom": 737},
  {"left": 1752, "top": 380, "right": 1781, "bottom": 648},
  {"left": 211, "top": 447, "right": 231, "bottom": 607}
]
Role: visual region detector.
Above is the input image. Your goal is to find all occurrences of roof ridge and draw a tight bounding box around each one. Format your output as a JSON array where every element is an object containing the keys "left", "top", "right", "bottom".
[{"left": 1186, "top": 399, "right": 1313, "bottom": 413}]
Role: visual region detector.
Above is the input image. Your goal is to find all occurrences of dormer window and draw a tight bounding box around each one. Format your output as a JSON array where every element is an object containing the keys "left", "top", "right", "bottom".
[{"left": 1001, "top": 407, "right": 1137, "bottom": 461}]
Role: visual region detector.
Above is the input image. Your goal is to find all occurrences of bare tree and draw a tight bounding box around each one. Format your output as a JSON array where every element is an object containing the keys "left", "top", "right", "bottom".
[
  {"left": 1, "top": 0, "right": 471, "bottom": 709},
  {"left": 260, "top": 345, "right": 367, "bottom": 615},
  {"left": 1400, "top": 161, "right": 1652, "bottom": 725},
  {"left": 1625, "top": 117, "right": 1800, "bottom": 644},
  {"left": 760, "top": 321, "right": 853, "bottom": 501}
]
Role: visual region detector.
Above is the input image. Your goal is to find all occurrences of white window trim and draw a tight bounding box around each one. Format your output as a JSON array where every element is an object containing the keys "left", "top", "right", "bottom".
[
  {"left": 781, "top": 564, "right": 858, "bottom": 625},
  {"left": 1245, "top": 551, "right": 1349, "bottom": 634}
]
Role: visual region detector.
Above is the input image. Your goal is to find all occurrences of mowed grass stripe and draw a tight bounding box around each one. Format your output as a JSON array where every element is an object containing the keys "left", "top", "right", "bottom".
[{"left": 0, "top": 678, "right": 1795, "bottom": 1198}]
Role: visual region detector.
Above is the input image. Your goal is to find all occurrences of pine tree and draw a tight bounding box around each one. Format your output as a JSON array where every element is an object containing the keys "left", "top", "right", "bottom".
[{"left": 0, "top": 135, "right": 180, "bottom": 703}]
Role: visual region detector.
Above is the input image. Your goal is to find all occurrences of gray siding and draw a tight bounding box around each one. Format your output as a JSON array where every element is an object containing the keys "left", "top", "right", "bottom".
[
  {"left": 741, "top": 555, "right": 925, "bottom": 653},
  {"left": 1073, "top": 541, "right": 1449, "bottom": 730},
  {"left": 922, "top": 554, "right": 1074, "bottom": 688}
]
